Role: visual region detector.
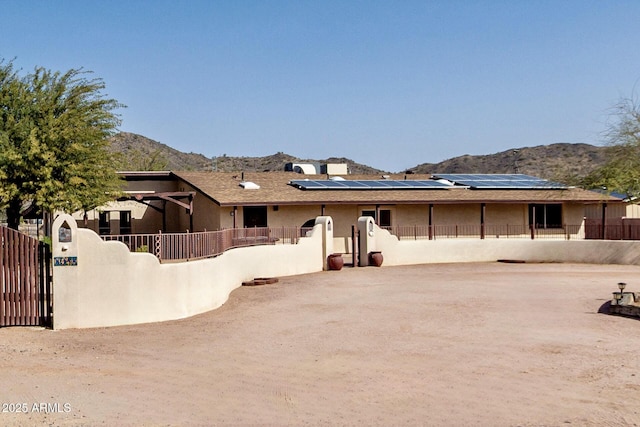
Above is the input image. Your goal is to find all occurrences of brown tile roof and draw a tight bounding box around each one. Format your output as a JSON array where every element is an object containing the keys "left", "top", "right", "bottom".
[{"left": 172, "top": 171, "right": 621, "bottom": 207}]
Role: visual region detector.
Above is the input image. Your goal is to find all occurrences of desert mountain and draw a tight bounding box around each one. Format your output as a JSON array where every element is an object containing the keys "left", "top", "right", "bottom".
[
  {"left": 108, "top": 132, "right": 607, "bottom": 182},
  {"left": 108, "top": 132, "right": 385, "bottom": 174},
  {"left": 407, "top": 143, "right": 606, "bottom": 183}
]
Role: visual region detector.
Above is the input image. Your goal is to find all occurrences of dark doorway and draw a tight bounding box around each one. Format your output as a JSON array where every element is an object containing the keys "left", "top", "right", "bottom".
[{"left": 243, "top": 206, "right": 267, "bottom": 227}]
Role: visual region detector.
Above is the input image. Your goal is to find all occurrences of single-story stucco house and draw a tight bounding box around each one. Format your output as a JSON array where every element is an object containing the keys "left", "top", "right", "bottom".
[{"left": 74, "top": 170, "right": 621, "bottom": 245}]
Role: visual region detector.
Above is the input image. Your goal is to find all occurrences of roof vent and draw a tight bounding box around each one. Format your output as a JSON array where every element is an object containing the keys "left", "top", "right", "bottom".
[
  {"left": 329, "top": 176, "right": 346, "bottom": 181},
  {"left": 239, "top": 181, "right": 260, "bottom": 190}
]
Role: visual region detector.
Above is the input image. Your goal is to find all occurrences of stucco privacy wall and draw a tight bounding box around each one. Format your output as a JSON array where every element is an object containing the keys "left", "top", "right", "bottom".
[
  {"left": 52, "top": 214, "right": 330, "bottom": 329},
  {"left": 358, "top": 216, "right": 640, "bottom": 266}
]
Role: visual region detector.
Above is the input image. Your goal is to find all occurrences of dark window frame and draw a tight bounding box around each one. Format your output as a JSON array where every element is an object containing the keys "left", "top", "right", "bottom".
[
  {"left": 243, "top": 206, "right": 268, "bottom": 228},
  {"left": 528, "top": 204, "right": 563, "bottom": 229},
  {"left": 98, "top": 211, "right": 110, "bottom": 235},
  {"left": 119, "top": 211, "right": 132, "bottom": 234}
]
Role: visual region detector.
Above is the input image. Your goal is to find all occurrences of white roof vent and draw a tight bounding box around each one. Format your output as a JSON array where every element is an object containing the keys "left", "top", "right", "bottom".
[
  {"left": 329, "top": 176, "right": 346, "bottom": 181},
  {"left": 239, "top": 181, "right": 260, "bottom": 190}
]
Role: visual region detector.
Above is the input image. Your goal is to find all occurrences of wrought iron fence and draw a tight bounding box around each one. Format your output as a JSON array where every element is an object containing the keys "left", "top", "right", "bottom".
[
  {"left": 103, "top": 221, "right": 640, "bottom": 263},
  {"left": 383, "top": 224, "right": 585, "bottom": 241},
  {"left": 102, "top": 226, "right": 312, "bottom": 262}
]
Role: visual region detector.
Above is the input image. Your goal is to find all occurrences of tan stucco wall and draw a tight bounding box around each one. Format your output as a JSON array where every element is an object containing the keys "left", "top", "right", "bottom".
[
  {"left": 54, "top": 211, "right": 640, "bottom": 329},
  {"left": 563, "top": 203, "right": 586, "bottom": 226},
  {"left": 268, "top": 205, "right": 322, "bottom": 228},
  {"left": 433, "top": 204, "right": 480, "bottom": 225},
  {"left": 325, "top": 205, "right": 359, "bottom": 236},
  {"left": 395, "top": 205, "right": 429, "bottom": 226},
  {"left": 52, "top": 214, "right": 326, "bottom": 329},
  {"left": 625, "top": 204, "right": 640, "bottom": 218},
  {"left": 485, "top": 204, "right": 526, "bottom": 224},
  {"left": 358, "top": 218, "right": 640, "bottom": 267},
  {"left": 187, "top": 191, "right": 220, "bottom": 232},
  {"left": 220, "top": 206, "right": 235, "bottom": 229}
]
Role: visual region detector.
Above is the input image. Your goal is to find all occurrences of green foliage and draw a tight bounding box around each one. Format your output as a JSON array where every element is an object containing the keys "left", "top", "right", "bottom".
[
  {"left": 582, "top": 97, "right": 640, "bottom": 198},
  {"left": 40, "top": 236, "right": 52, "bottom": 247},
  {"left": 0, "top": 58, "right": 124, "bottom": 228}
]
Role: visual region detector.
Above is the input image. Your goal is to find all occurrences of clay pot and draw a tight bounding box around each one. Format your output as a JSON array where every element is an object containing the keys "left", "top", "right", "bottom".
[
  {"left": 368, "top": 251, "right": 383, "bottom": 267},
  {"left": 327, "top": 253, "right": 344, "bottom": 271}
]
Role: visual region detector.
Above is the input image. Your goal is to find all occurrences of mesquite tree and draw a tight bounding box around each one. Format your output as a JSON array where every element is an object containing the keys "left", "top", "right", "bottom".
[
  {"left": 583, "top": 96, "right": 640, "bottom": 198},
  {"left": 0, "top": 59, "right": 124, "bottom": 229}
]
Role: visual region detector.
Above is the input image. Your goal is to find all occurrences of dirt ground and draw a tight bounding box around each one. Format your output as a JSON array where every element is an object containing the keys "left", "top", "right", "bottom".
[{"left": 1, "top": 262, "right": 640, "bottom": 426}]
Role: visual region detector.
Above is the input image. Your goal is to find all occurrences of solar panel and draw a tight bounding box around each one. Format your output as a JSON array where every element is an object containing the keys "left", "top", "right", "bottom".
[
  {"left": 432, "top": 174, "right": 567, "bottom": 189},
  {"left": 289, "top": 179, "right": 454, "bottom": 190},
  {"left": 290, "top": 180, "right": 326, "bottom": 189},
  {"left": 340, "top": 181, "right": 369, "bottom": 188}
]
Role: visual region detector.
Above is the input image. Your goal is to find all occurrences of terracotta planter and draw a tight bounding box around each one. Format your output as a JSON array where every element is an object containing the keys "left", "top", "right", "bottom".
[
  {"left": 328, "top": 253, "right": 344, "bottom": 271},
  {"left": 368, "top": 251, "right": 383, "bottom": 267}
]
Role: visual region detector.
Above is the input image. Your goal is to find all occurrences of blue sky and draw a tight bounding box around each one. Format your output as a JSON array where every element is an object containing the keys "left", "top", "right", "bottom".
[{"left": 2, "top": 1, "right": 640, "bottom": 172}]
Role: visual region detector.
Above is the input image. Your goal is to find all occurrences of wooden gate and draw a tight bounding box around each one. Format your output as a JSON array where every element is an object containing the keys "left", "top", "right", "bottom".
[{"left": 0, "top": 226, "right": 52, "bottom": 327}]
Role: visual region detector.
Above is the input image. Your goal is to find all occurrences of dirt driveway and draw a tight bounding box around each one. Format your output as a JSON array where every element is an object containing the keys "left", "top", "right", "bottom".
[{"left": 1, "top": 262, "right": 640, "bottom": 426}]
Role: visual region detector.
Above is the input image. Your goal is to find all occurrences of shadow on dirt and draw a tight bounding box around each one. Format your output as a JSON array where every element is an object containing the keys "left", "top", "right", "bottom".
[
  {"left": 599, "top": 300, "right": 640, "bottom": 321},
  {"left": 598, "top": 300, "right": 611, "bottom": 314}
]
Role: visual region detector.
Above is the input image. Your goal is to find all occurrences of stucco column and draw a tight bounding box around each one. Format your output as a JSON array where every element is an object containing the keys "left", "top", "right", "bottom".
[
  {"left": 51, "top": 213, "right": 81, "bottom": 330},
  {"left": 315, "top": 216, "right": 334, "bottom": 270},
  {"left": 357, "top": 216, "right": 376, "bottom": 267}
]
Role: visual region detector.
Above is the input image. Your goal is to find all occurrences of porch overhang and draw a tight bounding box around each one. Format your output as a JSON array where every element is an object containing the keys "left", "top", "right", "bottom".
[{"left": 117, "top": 191, "right": 196, "bottom": 231}]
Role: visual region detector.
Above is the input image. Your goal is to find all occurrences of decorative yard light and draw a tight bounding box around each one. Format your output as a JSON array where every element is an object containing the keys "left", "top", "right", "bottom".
[{"left": 609, "top": 282, "right": 640, "bottom": 317}]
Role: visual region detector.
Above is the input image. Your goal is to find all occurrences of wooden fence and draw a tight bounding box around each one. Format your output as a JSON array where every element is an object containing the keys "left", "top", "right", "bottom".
[
  {"left": 0, "top": 226, "right": 52, "bottom": 327},
  {"left": 584, "top": 218, "right": 640, "bottom": 240}
]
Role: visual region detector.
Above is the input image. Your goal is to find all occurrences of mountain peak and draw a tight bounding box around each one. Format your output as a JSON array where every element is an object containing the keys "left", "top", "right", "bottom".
[{"left": 109, "top": 132, "right": 605, "bottom": 181}]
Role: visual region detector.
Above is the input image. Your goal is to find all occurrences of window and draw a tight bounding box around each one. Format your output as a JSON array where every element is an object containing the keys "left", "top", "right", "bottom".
[
  {"left": 361, "top": 210, "right": 376, "bottom": 220},
  {"left": 528, "top": 204, "right": 562, "bottom": 228},
  {"left": 243, "top": 206, "right": 267, "bottom": 228},
  {"left": 120, "top": 211, "right": 132, "bottom": 234},
  {"left": 379, "top": 210, "right": 392, "bottom": 227},
  {"left": 361, "top": 209, "right": 392, "bottom": 227},
  {"left": 98, "top": 212, "right": 110, "bottom": 235}
]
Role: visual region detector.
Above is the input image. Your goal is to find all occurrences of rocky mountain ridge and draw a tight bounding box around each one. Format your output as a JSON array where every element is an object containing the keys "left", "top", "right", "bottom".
[{"left": 109, "top": 132, "right": 607, "bottom": 182}]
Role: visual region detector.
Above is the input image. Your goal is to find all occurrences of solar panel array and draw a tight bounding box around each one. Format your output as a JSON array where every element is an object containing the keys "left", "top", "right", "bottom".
[
  {"left": 289, "top": 179, "right": 455, "bottom": 190},
  {"left": 433, "top": 174, "right": 567, "bottom": 189},
  {"left": 289, "top": 174, "right": 568, "bottom": 191}
]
